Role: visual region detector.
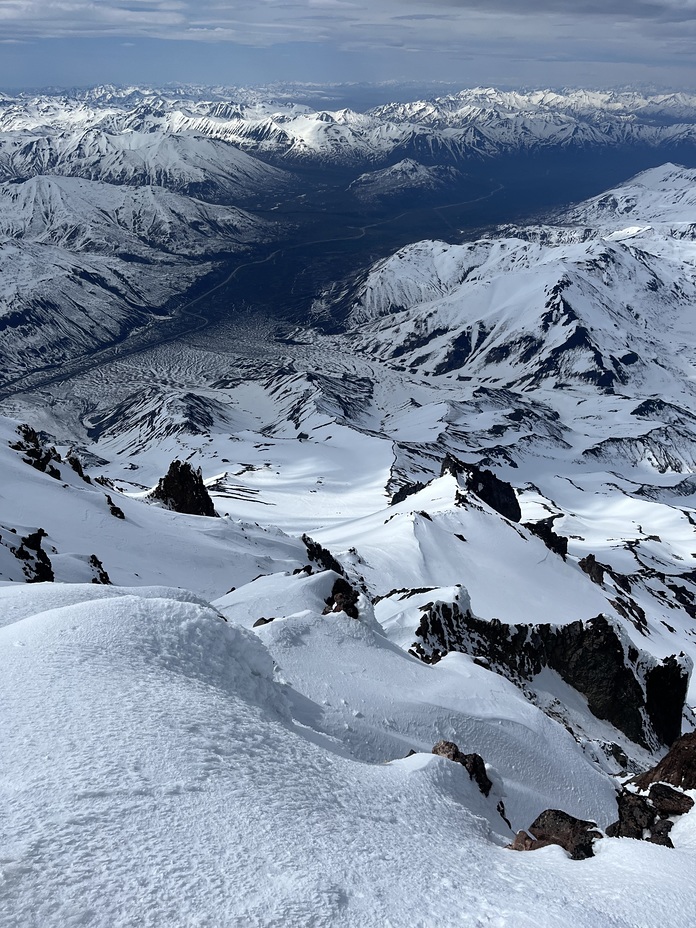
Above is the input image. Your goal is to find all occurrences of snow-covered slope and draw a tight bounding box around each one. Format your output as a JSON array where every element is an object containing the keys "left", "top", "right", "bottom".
[
  {"left": 3, "top": 583, "right": 696, "bottom": 927},
  {"left": 0, "top": 174, "right": 274, "bottom": 390},
  {"left": 0, "top": 129, "right": 291, "bottom": 204},
  {"left": 0, "top": 417, "right": 305, "bottom": 598},
  {"left": 349, "top": 158, "right": 461, "bottom": 202},
  {"left": 0, "top": 175, "right": 266, "bottom": 255}
]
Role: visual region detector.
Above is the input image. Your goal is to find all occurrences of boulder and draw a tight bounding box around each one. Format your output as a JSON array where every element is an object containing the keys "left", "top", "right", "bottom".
[
  {"left": 509, "top": 830, "right": 556, "bottom": 853},
  {"left": 647, "top": 818, "right": 675, "bottom": 848},
  {"left": 632, "top": 731, "right": 696, "bottom": 791},
  {"left": 526, "top": 809, "right": 602, "bottom": 860},
  {"left": 432, "top": 740, "right": 492, "bottom": 797},
  {"left": 605, "top": 782, "right": 693, "bottom": 846},
  {"left": 648, "top": 782, "right": 695, "bottom": 817},
  {"left": 605, "top": 790, "right": 654, "bottom": 840}
]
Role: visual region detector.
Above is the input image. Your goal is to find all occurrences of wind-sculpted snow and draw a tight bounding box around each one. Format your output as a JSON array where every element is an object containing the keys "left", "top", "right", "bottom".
[{"left": 3, "top": 583, "right": 696, "bottom": 927}]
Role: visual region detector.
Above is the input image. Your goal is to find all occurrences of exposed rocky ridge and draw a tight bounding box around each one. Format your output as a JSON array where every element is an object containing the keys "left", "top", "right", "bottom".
[
  {"left": 523, "top": 517, "right": 568, "bottom": 559},
  {"left": 11, "top": 424, "right": 63, "bottom": 479},
  {"left": 11, "top": 528, "right": 55, "bottom": 583},
  {"left": 442, "top": 455, "right": 521, "bottom": 522},
  {"left": 410, "top": 596, "right": 690, "bottom": 748},
  {"left": 323, "top": 577, "right": 360, "bottom": 620},
  {"left": 150, "top": 460, "right": 218, "bottom": 517}
]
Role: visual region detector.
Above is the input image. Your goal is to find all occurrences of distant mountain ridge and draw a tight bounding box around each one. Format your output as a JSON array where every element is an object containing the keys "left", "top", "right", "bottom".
[{"left": 3, "top": 85, "right": 696, "bottom": 170}]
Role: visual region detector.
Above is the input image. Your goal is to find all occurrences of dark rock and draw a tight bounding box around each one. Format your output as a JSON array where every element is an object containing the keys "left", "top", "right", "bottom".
[
  {"left": 508, "top": 830, "right": 556, "bottom": 853},
  {"left": 607, "top": 742, "right": 630, "bottom": 771},
  {"left": 89, "top": 554, "right": 111, "bottom": 585},
  {"left": 523, "top": 517, "right": 568, "bottom": 559},
  {"left": 497, "top": 800, "right": 512, "bottom": 830},
  {"left": 105, "top": 494, "right": 125, "bottom": 520},
  {"left": 607, "top": 782, "right": 693, "bottom": 845},
  {"left": 151, "top": 460, "right": 217, "bottom": 517},
  {"left": 442, "top": 455, "right": 521, "bottom": 522},
  {"left": 67, "top": 453, "right": 90, "bottom": 483},
  {"left": 15, "top": 528, "right": 54, "bottom": 583},
  {"left": 11, "top": 424, "right": 62, "bottom": 479},
  {"left": 253, "top": 617, "right": 275, "bottom": 628},
  {"left": 323, "top": 577, "right": 360, "bottom": 620},
  {"left": 432, "top": 739, "right": 462, "bottom": 762},
  {"left": 544, "top": 615, "right": 648, "bottom": 747},
  {"left": 648, "top": 782, "right": 695, "bottom": 817},
  {"left": 644, "top": 656, "right": 690, "bottom": 746},
  {"left": 647, "top": 818, "right": 674, "bottom": 848},
  {"left": 21, "top": 528, "right": 47, "bottom": 552},
  {"left": 527, "top": 809, "right": 602, "bottom": 860},
  {"left": 410, "top": 598, "right": 688, "bottom": 748},
  {"left": 432, "top": 740, "right": 492, "bottom": 797},
  {"left": 578, "top": 553, "right": 607, "bottom": 585},
  {"left": 632, "top": 731, "right": 696, "bottom": 791},
  {"left": 607, "top": 789, "right": 655, "bottom": 839},
  {"left": 390, "top": 481, "right": 426, "bottom": 506},
  {"left": 302, "top": 534, "right": 345, "bottom": 576}
]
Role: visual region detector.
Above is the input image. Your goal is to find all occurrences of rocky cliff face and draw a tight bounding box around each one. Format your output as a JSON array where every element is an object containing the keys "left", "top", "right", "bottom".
[{"left": 410, "top": 598, "right": 690, "bottom": 748}]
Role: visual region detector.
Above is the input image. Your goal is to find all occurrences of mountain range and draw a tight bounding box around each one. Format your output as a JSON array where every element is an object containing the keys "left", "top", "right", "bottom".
[{"left": 1, "top": 84, "right": 696, "bottom": 928}]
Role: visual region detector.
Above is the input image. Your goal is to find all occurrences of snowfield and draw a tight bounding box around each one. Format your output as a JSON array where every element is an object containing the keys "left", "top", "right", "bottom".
[{"left": 2, "top": 584, "right": 696, "bottom": 928}]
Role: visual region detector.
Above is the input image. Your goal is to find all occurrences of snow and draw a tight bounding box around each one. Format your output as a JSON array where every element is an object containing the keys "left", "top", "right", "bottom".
[{"left": 2, "top": 584, "right": 696, "bottom": 927}]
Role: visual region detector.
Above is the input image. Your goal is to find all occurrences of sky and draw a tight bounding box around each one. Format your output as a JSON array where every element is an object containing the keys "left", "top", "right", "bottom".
[{"left": 0, "top": 0, "right": 694, "bottom": 92}]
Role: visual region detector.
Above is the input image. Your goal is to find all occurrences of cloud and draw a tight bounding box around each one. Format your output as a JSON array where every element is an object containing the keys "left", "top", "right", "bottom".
[
  {"left": 0, "top": 0, "right": 692, "bottom": 40},
  {"left": 0, "top": 0, "right": 694, "bottom": 87}
]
